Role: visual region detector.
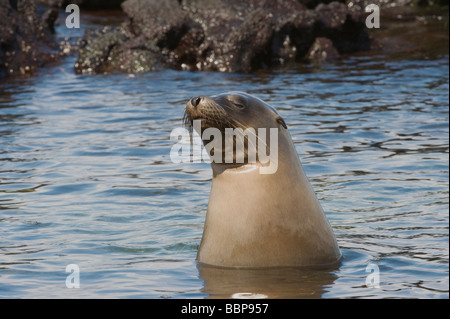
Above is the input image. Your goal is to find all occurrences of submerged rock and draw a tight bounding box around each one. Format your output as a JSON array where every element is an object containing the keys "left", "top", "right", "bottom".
[
  {"left": 0, "top": 0, "right": 59, "bottom": 78},
  {"left": 75, "top": 0, "right": 371, "bottom": 74}
]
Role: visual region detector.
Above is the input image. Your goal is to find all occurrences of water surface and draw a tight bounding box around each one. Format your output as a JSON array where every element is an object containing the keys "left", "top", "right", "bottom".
[{"left": 0, "top": 27, "right": 448, "bottom": 298}]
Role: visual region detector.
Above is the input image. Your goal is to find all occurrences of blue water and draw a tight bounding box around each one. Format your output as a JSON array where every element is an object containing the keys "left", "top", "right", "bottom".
[{"left": 1, "top": 34, "right": 448, "bottom": 297}]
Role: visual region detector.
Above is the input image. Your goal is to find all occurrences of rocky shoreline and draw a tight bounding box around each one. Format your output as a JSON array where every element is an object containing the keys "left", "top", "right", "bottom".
[
  {"left": 1, "top": 0, "right": 448, "bottom": 78},
  {"left": 1, "top": 0, "right": 59, "bottom": 77}
]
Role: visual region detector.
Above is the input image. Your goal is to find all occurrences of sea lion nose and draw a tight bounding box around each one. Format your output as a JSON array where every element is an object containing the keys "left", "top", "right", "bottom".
[{"left": 190, "top": 97, "right": 202, "bottom": 108}]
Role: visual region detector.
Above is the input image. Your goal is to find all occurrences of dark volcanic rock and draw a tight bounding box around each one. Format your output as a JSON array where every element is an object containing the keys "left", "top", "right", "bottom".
[
  {"left": 75, "top": 0, "right": 193, "bottom": 74},
  {"left": 305, "top": 37, "right": 340, "bottom": 61},
  {"left": 345, "top": 0, "right": 449, "bottom": 10},
  {"left": 299, "top": 0, "right": 346, "bottom": 9},
  {"left": 1, "top": 0, "right": 59, "bottom": 78},
  {"left": 315, "top": 2, "right": 371, "bottom": 53},
  {"left": 75, "top": 0, "right": 372, "bottom": 74},
  {"left": 38, "top": 0, "right": 125, "bottom": 10}
]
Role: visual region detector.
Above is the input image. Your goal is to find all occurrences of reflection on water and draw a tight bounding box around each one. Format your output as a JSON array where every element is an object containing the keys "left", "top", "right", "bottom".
[
  {"left": 0, "top": 29, "right": 449, "bottom": 298},
  {"left": 198, "top": 263, "right": 339, "bottom": 299}
]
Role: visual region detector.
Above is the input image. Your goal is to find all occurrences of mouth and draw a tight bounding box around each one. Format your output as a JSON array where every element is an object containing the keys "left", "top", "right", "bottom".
[{"left": 183, "top": 102, "right": 202, "bottom": 130}]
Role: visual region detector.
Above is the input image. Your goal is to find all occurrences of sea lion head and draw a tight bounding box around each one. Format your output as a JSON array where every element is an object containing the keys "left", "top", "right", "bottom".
[
  {"left": 183, "top": 92, "right": 287, "bottom": 166},
  {"left": 184, "top": 92, "right": 287, "bottom": 133}
]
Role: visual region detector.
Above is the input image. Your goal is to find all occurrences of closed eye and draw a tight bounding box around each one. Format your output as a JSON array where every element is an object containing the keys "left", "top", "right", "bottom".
[{"left": 226, "top": 95, "right": 246, "bottom": 109}]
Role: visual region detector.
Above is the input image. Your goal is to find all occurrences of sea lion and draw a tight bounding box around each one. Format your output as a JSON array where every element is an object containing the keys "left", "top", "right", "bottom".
[{"left": 184, "top": 92, "right": 341, "bottom": 268}]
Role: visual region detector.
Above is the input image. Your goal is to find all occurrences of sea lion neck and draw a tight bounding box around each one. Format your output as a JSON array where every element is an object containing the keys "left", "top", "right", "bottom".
[{"left": 210, "top": 162, "right": 261, "bottom": 177}]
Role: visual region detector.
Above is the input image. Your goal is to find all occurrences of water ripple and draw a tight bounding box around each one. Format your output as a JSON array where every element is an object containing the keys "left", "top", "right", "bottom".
[{"left": 0, "top": 54, "right": 448, "bottom": 298}]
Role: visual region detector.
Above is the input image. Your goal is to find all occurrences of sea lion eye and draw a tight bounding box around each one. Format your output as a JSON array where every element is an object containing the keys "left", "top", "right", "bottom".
[{"left": 233, "top": 102, "right": 245, "bottom": 109}]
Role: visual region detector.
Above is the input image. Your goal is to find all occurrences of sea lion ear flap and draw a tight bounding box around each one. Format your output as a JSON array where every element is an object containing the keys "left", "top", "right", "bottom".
[{"left": 277, "top": 116, "right": 287, "bottom": 129}]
